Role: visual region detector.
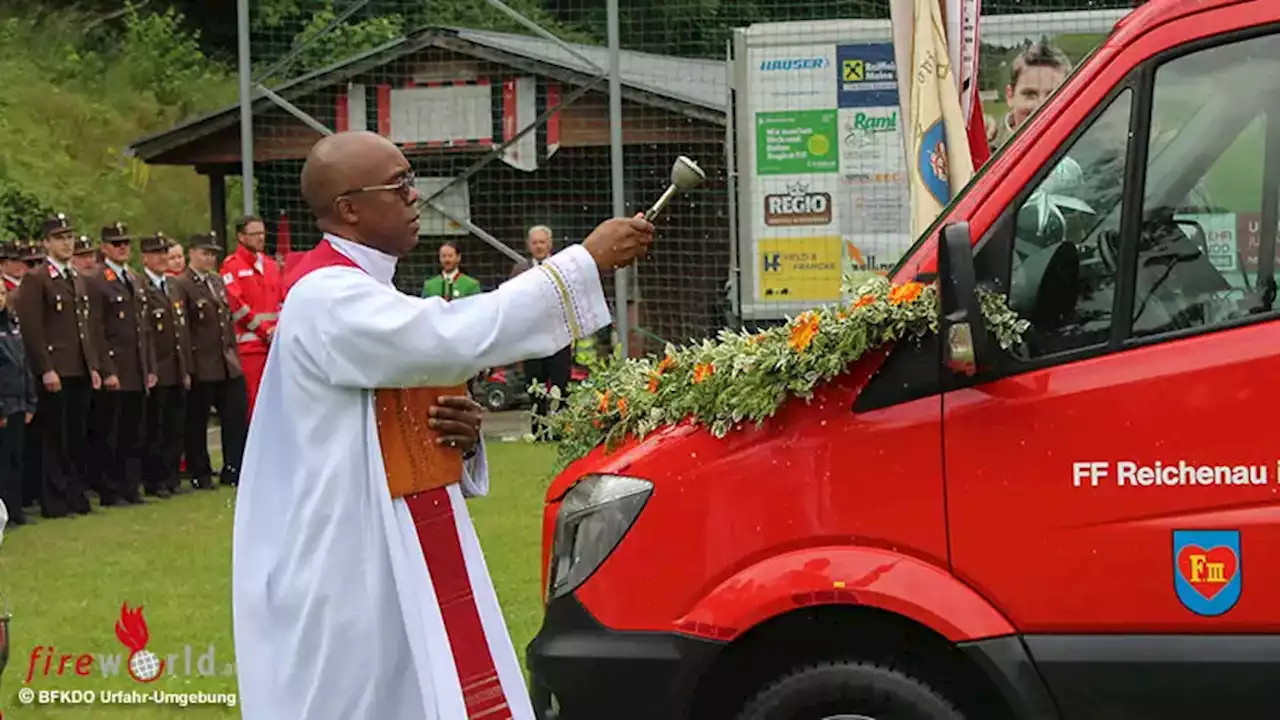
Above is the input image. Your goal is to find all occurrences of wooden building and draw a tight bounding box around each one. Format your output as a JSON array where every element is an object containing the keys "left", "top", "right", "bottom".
[{"left": 126, "top": 26, "right": 733, "bottom": 348}]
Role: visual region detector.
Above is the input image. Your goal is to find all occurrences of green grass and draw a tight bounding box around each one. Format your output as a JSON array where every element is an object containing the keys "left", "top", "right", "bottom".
[{"left": 0, "top": 442, "right": 558, "bottom": 718}]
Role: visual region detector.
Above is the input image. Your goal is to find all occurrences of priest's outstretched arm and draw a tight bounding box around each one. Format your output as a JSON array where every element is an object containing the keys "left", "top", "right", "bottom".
[{"left": 294, "top": 243, "right": 610, "bottom": 391}]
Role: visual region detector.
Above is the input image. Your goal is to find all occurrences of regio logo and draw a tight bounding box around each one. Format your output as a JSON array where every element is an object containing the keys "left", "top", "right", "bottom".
[{"left": 764, "top": 183, "right": 832, "bottom": 226}]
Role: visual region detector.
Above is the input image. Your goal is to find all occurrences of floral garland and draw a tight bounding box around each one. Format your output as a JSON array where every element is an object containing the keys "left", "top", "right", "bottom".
[{"left": 531, "top": 276, "right": 1031, "bottom": 469}]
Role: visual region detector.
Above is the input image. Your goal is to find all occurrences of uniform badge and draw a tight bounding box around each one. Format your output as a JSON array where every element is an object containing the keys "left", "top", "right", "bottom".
[
  {"left": 222, "top": 272, "right": 234, "bottom": 285},
  {"left": 47, "top": 264, "right": 57, "bottom": 278},
  {"left": 105, "top": 268, "right": 117, "bottom": 282},
  {"left": 1173, "top": 529, "right": 1241, "bottom": 616}
]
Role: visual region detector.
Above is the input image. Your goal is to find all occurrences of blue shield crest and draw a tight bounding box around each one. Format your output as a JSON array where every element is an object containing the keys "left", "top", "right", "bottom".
[
  {"left": 1172, "top": 529, "right": 1241, "bottom": 617},
  {"left": 916, "top": 120, "right": 951, "bottom": 206}
]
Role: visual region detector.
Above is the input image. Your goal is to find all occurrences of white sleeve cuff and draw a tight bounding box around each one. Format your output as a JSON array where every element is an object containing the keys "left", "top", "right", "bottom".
[
  {"left": 538, "top": 244, "right": 612, "bottom": 341},
  {"left": 460, "top": 437, "right": 490, "bottom": 499}
]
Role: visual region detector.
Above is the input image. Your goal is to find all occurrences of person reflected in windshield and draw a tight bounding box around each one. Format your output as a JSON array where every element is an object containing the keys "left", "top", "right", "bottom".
[{"left": 988, "top": 40, "right": 1073, "bottom": 152}]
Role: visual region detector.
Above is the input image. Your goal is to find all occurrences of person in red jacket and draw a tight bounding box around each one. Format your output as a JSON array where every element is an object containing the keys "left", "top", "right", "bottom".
[{"left": 219, "top": 215, "right": 282, "bottom": 420}]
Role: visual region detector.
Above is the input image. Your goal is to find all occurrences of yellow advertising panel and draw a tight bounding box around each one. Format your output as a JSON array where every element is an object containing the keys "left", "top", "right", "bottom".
[{"left": 757, "top": 235, "right": 843, "bottom": 302}]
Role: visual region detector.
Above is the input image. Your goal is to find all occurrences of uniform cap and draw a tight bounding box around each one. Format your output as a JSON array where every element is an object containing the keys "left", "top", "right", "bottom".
[
  {"left": 73, "top": 235, "right": 97, "bottom": 256},
  {"left": 188, "top": 232, "right": 221, "bottom": 252},
  {"left": 21, "top": 238, "right": 45, "bottom": 262},
  {"left": 42, "top": 213, "right": 74, "bottom": 238},
  {"left": 101, "top": 222, "right": 131, "bottom": 243},
  {"left": 139, "top": 234, "right": 171, "bottom": 255}
]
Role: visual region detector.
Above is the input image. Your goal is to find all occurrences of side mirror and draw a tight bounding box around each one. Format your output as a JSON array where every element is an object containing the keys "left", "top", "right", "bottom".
[{"left": 937, "top": 222, "right": 992, "bottom": 377}]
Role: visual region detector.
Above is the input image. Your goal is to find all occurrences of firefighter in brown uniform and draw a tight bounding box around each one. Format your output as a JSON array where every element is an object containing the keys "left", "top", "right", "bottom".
[
  {"left": 174, "top": 233, "right": 248, "bottom": 489},
  {"left": 13, "top": 213, "right": 101, "bottom": 517},
  {"left": 139, "top": 234, "right": 190, "bottom": 497},
  {"left": 85, "top": 224, "right": 155, "bottom": 505},
  {"left": 72, "top": 233, "right": 111, "bottom": 503}
]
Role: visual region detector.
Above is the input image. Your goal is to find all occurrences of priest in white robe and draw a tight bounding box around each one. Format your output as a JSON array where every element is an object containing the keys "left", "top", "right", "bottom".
[{"left": 231, "top": 130, "right": 654, "bottom": 720}]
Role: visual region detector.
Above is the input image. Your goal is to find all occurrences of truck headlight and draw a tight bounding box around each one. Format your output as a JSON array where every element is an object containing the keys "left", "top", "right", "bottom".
[{"left": 547, "top": 473, "right": 652, "bottom": 601}]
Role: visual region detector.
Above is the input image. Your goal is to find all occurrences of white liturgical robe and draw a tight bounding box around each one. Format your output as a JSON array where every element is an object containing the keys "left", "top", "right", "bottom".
[{"left": 232, "top": 233, "right": 611, "bottom": 719}]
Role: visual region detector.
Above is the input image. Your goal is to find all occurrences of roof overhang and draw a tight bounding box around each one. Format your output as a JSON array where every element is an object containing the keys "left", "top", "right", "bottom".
[{"left": 126, "top": 27, "right": 727, "bottom": 165}]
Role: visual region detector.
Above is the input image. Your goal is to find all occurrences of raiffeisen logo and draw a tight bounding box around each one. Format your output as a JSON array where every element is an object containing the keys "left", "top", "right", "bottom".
[{"left": 760, "top": 58, "right": 829, "bottom": 71}]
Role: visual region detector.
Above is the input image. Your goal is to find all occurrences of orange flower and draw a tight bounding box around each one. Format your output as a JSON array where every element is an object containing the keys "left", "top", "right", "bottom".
[
  {"left": 692, "top": 362, "right": 714, "bottom": 384},
  {"left": 596, "top": 390, "right": 611, "bottom": 413},
  {"left": 788, "top": 312, "right": 820, "bottom": 353},
  {"left": 616, "top": 397, "right": 628, "bottom": 414},
  {"left": 647, "top": 354, "right": 676, "bottom": 393},
  {"left": 889, "top": 282, "right": 924, "bottom": 305},
  {"left": 853, "top": 294, "right": 875, "bottom": 309}
]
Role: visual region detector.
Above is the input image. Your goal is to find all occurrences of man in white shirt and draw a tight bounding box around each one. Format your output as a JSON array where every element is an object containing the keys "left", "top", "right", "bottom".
[{"left": 231, "top": 130, "right": 653, "bottom": 720}]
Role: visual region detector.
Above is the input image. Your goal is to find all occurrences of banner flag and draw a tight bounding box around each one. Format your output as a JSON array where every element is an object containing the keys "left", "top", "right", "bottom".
[{"left": 906, "top": 0, "right": 975, "bottom": 239}]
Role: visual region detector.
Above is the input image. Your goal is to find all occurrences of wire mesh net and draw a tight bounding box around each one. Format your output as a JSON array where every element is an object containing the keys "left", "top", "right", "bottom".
[{"left": 240, "top": 0, "right": 1140, "bottom": 356}]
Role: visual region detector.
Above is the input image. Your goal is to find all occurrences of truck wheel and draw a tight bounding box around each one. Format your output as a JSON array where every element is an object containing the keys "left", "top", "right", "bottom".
[{"left": 736, "top": 660, "right": 964, "bottom": 720}]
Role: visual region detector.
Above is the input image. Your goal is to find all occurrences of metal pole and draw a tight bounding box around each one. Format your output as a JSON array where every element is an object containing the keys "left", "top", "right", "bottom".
[
  {"left": 607, "top": 0, "right": 628, "bottom": 359},
  {"left": 237, "top": 0, "right": 255, "bottom": 216}
]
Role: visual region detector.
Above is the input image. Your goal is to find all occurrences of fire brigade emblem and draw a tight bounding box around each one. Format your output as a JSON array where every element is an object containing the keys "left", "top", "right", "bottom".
[{"left": 1172, "top": 530, "right": 1241, "bottom": 616}]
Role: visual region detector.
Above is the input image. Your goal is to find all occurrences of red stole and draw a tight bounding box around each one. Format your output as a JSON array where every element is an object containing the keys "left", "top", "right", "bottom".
[{"left": 283, "top": 238, "right": 513, "bottom": 719}]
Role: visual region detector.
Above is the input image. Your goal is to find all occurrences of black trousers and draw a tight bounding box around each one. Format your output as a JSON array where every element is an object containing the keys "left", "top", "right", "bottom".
[
  {"left": 0, "top": 412, "right": 26, "bottom": 523},
  {"left": 37, "top": 376, "right": 92, "bottom": 517},
  {"left": 144, "top": 385, "right": 185, "bottom": 493},
  {"left": 22, "top": 407, "right": 40, "bottom": 508},
  {"left": 525, "top": 345, "right": 572, "bottom": 439},
  {"left": 185, "top": 376, "right": 248, "bottom": 485},
  {"left": 87, "top": 392, "right": 111, "bottom": 500},
  {"left": 88, "top": 390, "right": 144, "bottom": 503}
]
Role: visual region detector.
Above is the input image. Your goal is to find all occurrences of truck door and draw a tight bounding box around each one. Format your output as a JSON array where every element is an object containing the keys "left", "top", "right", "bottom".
[{"left": 943, "top": 27, "right": 1280, "bottom": 718}]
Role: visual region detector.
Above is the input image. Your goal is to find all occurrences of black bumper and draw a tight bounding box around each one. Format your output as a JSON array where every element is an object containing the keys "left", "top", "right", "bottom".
[{"left": 526, "top": 594, "right": 725, "bottom": 720}]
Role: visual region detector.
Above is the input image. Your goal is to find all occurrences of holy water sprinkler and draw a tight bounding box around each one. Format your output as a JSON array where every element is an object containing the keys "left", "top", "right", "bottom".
[{"left": 644, "top": 156, "right": 706, "bottom": 222}]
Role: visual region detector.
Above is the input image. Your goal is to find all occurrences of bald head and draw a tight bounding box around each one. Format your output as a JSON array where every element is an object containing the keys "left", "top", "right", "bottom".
[
  {"left": 302, "top": 131, "right": 395, "bottom": 219},
  {"left": 299, "top": 130, "right": 422, "bottom": 257}
]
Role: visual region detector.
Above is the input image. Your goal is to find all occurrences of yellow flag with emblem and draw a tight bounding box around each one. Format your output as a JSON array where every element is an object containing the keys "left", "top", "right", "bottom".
[{"left": 906, "top": 0, "right": 974, "bottom": 240}]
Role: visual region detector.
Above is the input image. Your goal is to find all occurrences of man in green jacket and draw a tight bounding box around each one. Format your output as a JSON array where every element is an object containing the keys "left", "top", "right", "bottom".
[{"left": 421, "top": 241, "right": 481, "bottom": 301}]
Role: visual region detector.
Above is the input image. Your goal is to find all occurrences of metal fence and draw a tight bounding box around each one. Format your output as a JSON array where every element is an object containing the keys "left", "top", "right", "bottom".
[{"left": 235, "top": 0, "right": 1139, "bottom": 356}]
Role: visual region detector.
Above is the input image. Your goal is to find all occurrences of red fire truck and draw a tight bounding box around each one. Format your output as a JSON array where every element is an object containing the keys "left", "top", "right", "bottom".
[{"left": 528, "top": 1, "right": 1280, "bottom": 718}]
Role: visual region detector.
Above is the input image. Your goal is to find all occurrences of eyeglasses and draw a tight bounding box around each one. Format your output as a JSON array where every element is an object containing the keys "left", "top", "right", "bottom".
[{"left": 338, "top": 171, "right": 418, "bottom": 205}]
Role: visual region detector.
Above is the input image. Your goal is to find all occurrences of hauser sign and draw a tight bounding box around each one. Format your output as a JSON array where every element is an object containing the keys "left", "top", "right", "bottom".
[
  {"left": 765, "top": 183, "right": 832, "bottom": 226},
  {"left": 760, "top": 58, "right": 829, "bottom": 72}
]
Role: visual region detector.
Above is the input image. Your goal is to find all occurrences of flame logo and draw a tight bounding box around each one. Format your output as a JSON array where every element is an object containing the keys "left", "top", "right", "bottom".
[
  {"left": 115, "top": 603, "right": 165, "bottom": 683},
  {"left": 115, "top": 603, "right": 150, "bottom": 651}
]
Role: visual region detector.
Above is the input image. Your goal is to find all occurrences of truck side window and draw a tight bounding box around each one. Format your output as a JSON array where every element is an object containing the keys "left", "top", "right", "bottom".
[
  {"left": 1129, "top": 35, "right": 1274, "bottom": 337},
  {"left": 1006, "top": 89, "right": 1134, "bottom": 358}
]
